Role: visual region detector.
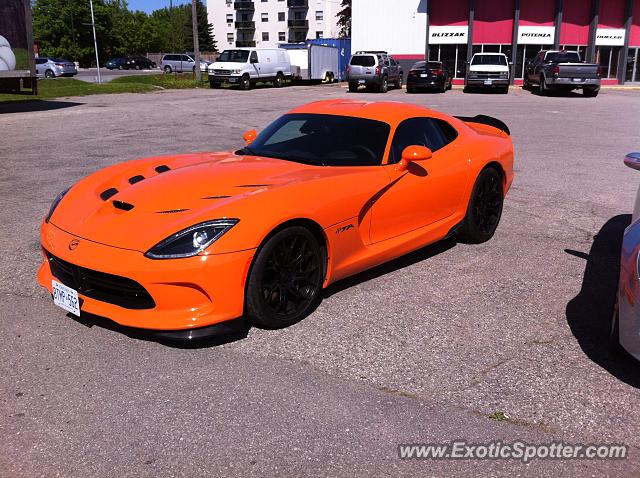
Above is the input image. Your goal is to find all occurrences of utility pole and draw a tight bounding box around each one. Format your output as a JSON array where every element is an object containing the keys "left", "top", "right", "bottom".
[
  {"left": 191, "top": 0, "right": 201, "bottom": 82},
  {"left": 89, "top": 0, "right": 101, "bottom": 84}
]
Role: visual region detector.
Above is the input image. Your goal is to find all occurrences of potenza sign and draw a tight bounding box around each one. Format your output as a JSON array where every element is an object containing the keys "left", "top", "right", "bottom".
[
  {"left": 429, "top": 26, "right": 468, "bottom": 45},
  {"left": 517, "top": 26, "right": 554, "bottom": 45},
  {"left": 595, "top": 28, "right": 625, "bottom": 46}
]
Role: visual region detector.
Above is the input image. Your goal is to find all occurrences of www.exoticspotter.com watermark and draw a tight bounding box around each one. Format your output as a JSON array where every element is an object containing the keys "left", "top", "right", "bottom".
[{"left": 398, "top": 441, "right": 628, "bottom": 463}]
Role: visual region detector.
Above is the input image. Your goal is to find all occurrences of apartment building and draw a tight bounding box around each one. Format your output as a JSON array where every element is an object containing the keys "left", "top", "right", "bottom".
[{"left": 208, "top": 0, "right": 342, "bottom": 50}]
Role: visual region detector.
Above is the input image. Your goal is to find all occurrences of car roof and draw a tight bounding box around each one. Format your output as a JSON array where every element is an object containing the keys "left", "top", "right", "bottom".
[
  {"left": 287, "top": 100, "right": 447, "bottom": 125},
  {"left": 473, "top": 52, "right": 506, "bottom": 56}
]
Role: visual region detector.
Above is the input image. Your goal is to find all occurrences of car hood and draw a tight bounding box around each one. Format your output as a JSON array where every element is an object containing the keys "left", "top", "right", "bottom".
[
  {"left": 208, "top": 61, "right": 247, "bottom": 70},
  {"left": 49, "top": 152, "right": 372, "bottom": 253}
]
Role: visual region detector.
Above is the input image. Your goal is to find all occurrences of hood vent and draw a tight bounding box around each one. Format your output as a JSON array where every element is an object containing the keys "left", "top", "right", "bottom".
[
  {"left": 156, "top": 208, "right": 188, "bottom": 214},
  {"left": 100, "top": 187, "right": 118, "bottom": 201},
  {"left": 155, "top": 165, "right": 171, "bottom": 173},
  {"left": 129, "top": 175, "right": 145, "bottom": 185},
  {"left": 113, "top": 200, "right": 134, "bottom": 211},
  {"left": 236, "top": 184, "right": 270, "bottom": 188},
  {"left": 203, "top": 195, "right": 231, "bottom": 199}
]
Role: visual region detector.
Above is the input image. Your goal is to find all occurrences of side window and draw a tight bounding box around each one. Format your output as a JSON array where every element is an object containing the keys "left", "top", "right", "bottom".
[
  {"left": 36, "top": 58, "right": 46, "bottom": 64},
  {"left": 249, "top": 51, "right": 258, "bottom": 63},
  {"left": 388, "top": 118, "right": 457, "bottom": 164}
]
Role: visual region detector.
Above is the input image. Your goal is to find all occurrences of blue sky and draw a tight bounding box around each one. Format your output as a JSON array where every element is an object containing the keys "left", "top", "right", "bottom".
[{"left": 127, "top": 0, "right": 191, "bottom": 14}]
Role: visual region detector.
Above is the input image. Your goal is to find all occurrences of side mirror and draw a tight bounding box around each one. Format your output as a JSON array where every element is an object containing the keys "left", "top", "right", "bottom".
[
  {"left": 250, "top": 57, "right": 258, "bottom": 64},
  {"left": 624, "top": 152, "right": 640, "bottom": 171},
  {"left": 243, "top": 129, "right": 257, "bottom": 144},
  {"left": 396, "top": 145, "right": 432, "bottom": 171}
]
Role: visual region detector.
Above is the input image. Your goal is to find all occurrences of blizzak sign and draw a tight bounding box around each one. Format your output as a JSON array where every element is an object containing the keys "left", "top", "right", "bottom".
[
  {"left": 429, "top": 26, "right": 468, "bottom": 45},
  {"left": 517, "top": 26, "right": 555, "bottom": 45},
  {"left": 595, "top": 28, "right": 625, "bottom": 46}
]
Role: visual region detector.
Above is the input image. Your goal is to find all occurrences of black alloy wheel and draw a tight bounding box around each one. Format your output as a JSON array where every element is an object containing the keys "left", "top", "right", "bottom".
[
  {"left": 379, "top": 76, "right": 388, "bottom": 93},
  {"left": 246, "top": 227, "right": 325, "bottom": 329},
  {"left": 459, "top": 168, "right": 504, "bottom": 243},
  {"left": 240, "top": 75, "right": 251, "bottom": 90}
]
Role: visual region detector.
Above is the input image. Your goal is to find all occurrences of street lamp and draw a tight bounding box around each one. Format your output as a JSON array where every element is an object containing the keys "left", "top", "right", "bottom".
[{"left": 89, "top": 0, "right": 101, "bottom": 84}]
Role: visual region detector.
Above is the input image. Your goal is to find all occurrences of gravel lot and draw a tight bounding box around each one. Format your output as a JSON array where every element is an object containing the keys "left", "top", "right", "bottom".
[{"left": 1, "top": 84, "right": 639, "bottom": 476}]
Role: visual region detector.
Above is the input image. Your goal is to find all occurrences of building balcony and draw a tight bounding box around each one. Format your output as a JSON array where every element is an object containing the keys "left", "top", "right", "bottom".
[
  {"left": 287, "top": 0, "right": 308, "bottom": 8},
  {"left": 236, "top": 40, "right": 256, "bottom": 47},
  {"left": 233, "top": 1, "right": 254, "bottom": 11},
  {"left": 235, "top": 21, "right": 255, "bottom": 30},
  {"left": 287, "top": 19, "right": 309, "bottom": 29}
]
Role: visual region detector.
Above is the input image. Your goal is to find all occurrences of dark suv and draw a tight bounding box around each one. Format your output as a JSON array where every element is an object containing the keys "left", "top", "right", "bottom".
[{"left": 347, "top": 51, "right": 403, "bottom": 93}]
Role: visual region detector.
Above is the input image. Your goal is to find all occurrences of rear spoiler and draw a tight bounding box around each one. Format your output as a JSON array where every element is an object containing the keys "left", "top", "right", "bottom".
[{"left": 454, "top": 115, "right": 510, "bottom": 136}]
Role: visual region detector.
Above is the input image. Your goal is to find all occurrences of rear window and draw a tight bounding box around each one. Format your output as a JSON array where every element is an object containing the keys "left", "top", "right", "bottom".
[
  {"left": 350, "top": 55, "right": 376, "bottom": 67},
  {"left": 471, "top": 55, "right": 507, "bottom": 66},
  {"left": 427, "top": 62, "right": 443, "bottom": 69},
  {"left": 545, "top": 52, "right": 581, "bottom": 63}
]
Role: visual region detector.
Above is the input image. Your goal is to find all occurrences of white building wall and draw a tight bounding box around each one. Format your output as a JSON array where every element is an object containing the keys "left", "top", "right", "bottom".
[
  {"left": 352, "top": 0, "right": 426, "bottom": 55},
  {"left": 208, "top": 0, "right": 342, "bottom": 50}
]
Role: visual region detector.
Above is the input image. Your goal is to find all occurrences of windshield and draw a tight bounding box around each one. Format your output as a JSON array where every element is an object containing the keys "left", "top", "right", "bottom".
[
  {"left": 471, "top": 55, "right": 507, "bottom": 66},
  {"left": 217, "top": 50, "right": 250, "bottom": 63},
  {"left": 350, "top": 55, "right": 376, "bottom": 67},
  {"left": 237, "top": 114, "right": 391, "bottom": 166},
  {"left": 546, "top": 52, "right": 581, "bottom": 63}
]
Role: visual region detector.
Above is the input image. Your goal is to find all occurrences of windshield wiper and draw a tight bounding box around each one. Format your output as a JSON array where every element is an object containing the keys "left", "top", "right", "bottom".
[{"left": 235, "top": 146, "right": 255, "bottom": 156}]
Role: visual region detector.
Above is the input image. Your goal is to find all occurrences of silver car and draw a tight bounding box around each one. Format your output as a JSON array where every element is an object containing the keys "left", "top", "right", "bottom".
[
  {"left": 161, "top": 54, "right": 209, "bottom": 74},
  {"left": 612, "top": 152, "right": 640, "bottom": 361},
  {"left": 35, "top": 57, "right": 77, "bottom": 78}
]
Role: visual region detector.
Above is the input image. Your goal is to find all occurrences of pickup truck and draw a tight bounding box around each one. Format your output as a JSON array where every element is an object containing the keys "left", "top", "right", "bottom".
[
  {"left": 465, "top": 53, "right": 510, "bottom": 94},
  {"left": 523, "top": 50, "right": 600, "bottom": 97}
]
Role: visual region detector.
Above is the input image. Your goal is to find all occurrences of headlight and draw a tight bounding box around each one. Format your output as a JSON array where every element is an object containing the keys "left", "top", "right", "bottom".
[
  {"left": 231, "top": 69, "right": 241, "bottom": 74},
  {"left": 145, "top": 219, "right": 239, "bottom": 259},
  {"left": 45, "top": 187, "right": 70, "bottom": 223}
]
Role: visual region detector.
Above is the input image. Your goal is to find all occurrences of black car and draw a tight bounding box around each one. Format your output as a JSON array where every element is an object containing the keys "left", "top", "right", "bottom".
[
  {"left": 105, "top": 57, "right": 131, "bottom": 70},
  {"left": 406, "top": 61, "right": 452, "bottom": 93},
  {"left": 127, "top": 56, "right": 157, "bottom": 70}
]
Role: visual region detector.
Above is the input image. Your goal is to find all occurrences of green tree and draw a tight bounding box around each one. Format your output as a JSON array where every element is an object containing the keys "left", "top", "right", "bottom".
[{"left": 337, "top": 0, "right": 351, "bottom": 38}]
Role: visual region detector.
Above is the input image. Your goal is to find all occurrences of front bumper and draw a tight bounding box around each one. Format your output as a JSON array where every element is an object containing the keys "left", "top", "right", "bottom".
[
  {"left": 466, "top": 78, "right": 509, "bottom": 87},
  {"left": 209, "top": 75, "right": 242, "bottom": 84},
  {"left": 546, "top": 77, "right": 600, "bottom": 88},
  {"left": 38, "top": 222, "right": 255, "bottom": 332}
]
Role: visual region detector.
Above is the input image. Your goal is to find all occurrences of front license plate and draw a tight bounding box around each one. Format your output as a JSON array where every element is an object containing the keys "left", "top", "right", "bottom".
[
  {"left": 52, "top": 279, "right": 80, "bottom": 317},
  {"left": 484, "top": 79, "right": 492, "bottom": 85},
  {"left": 358, "top": 79, "right": 365, "bottom": 84},
  {"left": 228, "top": 77, "right": 237, "bottom": 83}
]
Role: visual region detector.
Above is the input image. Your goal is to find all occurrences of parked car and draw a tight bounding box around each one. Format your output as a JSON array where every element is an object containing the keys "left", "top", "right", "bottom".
[
  {"left": 208, "top": 48, "right": 292, "bottom": 90},
  {"left": 523, "top": 50, "right": 600, "bottom": 97},
  {"left": 38, "top": 99, "right": 513, "bottom": 339},
  {"left": 127, "top": 56, "right": 157, "bottom": 70},
  {"left": 105, "top": 57, "right": 131, "bottom": 70},
  {"left": 161, "top": 54, "right": 196, "bottom": 73},
  {"left": 406, "top": 61, "right": 452, "bottom": 93},
  {"left": 35, "top": 57, "right": 77, "bottom": 78},
  {"left": 465, "top": 52, "right": 510, "bottom": 93},
  {"left": 612, "top": 152, "right": 640, "bottom": 361},
  {"left": 347, "top": 51, "right": 403, "bottom": 93}
]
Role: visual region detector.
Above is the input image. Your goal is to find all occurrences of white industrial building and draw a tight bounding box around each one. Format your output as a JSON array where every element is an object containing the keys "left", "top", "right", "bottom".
[{"left": 208, "top": 0, "right": 343, "bottom": 50}]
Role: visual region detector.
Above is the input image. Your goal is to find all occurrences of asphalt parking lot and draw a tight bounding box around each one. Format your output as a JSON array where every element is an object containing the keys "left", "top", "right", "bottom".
[{"left": 2, "top": 84, "right": 640, "bottom": 476}]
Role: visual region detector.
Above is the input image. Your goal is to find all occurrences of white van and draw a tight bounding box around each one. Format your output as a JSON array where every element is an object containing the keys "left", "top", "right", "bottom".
[{"left": 208, "top": 49, "right": 292, "bottom": 90}]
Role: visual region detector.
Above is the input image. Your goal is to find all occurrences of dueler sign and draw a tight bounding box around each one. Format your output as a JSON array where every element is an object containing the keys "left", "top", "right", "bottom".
[
  {"left": 595, "top": 28, "right": 625, "bottom": 46},
  {"left": 429, "top": 26, "right": 468, "bottom": 45},
  {"left": 517, "top": 26, "right": 554, "bottom": 45}
]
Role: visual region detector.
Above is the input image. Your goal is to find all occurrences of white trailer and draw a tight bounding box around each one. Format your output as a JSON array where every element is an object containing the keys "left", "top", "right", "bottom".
[{"left": 280, "top": 43, "right": 339, "bottom": 82}]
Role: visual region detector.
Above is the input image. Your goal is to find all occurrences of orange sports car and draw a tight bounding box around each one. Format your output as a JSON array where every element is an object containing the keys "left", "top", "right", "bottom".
[{"left": 38, "top": 100, "right": 514, "bottom": 340}]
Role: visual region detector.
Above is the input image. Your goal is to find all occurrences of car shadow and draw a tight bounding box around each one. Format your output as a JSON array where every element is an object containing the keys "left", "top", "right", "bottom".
[
  {"left": 565, "top": 214, "right": 640, "bottom": 389},
  {"left": 523, "top": 87, "right": 586, "bottom": 98},
  {"left": 0, "top": 100, "right": 84, "bottom": 114},
  {"left": 323, "top": 237, "right": 457, "bottom": 298}
]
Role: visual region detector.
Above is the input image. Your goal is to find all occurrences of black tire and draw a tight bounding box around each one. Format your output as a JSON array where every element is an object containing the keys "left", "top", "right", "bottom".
[
  {"left": 539, "top": 75, "right": 547, "bottom": 95},
  {"left": 584, "top": 87, "right": 599, "bottom": 97},
  {"left": 502, "top": 86, "right": 509, "bottom": 94},
  {"left": 609, "top": 305, "right": 624, "bottom": 355},
  {"left": 274, "top": 72, "right": 284, "bottom": 88},
  {"left": 458, "top": 168, "right": 504, "bottom": 244},
  {"left": 379, "top": 76, "right": 388, "bottom": 93},
  {"left": 406, "top": 85, "right": 414, "bottom": 94},
  {"left": 164, "top": 65, "right": 172, "bottom": 74},
  {"left": 240, "top": 74, "right": 251, "bottom": 90},
  {"left": 522, "top": 76, "right": 530, "bottom": 90},
  {"left": 210, "top": 81, "right": 221, "bottom": 89},
  {"left": 447, "top": 78, "right": 453, "bottom": 90},
  {"left": 397, "top": 74, "right": 403, "bottom": 89},
  {"left": 348, "top": 82, "right": 358, "bottom": 92},
  {"left": 440, "top": 80, "right": 446, "bottom": 93},
  {"left": 44, "top": 69, "right": 54, "bottom": 78},
  {"left": 245, "top": 227, "right": 325, "bottom": 329}
]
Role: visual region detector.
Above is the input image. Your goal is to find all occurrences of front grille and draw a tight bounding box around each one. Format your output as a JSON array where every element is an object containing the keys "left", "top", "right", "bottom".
[
  {"left": 471, "top": 72, "right": 507, "bottom": 79},
  {"left": 213, "top": 69, "right": 231, "bottom": 75},
  {"left": 46, "top": 251, "right": 155, "bottom": 310}
]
